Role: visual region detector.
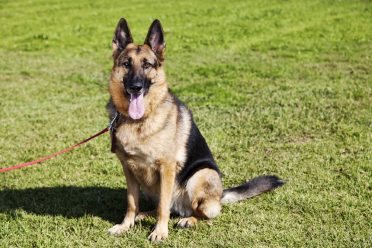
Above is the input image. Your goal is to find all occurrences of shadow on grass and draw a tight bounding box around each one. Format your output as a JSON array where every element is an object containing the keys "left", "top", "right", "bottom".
[{"left": 0, "top": 186, "right": 154, "bottom": 223}]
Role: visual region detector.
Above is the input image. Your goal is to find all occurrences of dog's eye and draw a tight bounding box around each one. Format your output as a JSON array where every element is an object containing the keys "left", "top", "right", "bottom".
[
  {"left": 123, "top": 61, "right": 130, "bottom": 68},
  {"left": 143, "top": 62, "right": 152, "bottom": 69}
]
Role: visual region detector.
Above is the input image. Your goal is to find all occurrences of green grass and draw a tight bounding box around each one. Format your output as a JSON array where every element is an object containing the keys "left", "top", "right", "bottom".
[{"left": 0, "top": 0, "right": 371, "bottom": 247}]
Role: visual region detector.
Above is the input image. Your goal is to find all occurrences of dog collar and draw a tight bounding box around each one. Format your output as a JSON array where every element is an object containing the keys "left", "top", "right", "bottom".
[{"left": 109, "top": 111, "right": 121, "bottom": 153}]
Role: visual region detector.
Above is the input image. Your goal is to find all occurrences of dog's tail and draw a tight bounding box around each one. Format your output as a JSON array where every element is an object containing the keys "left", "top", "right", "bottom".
[{"left": 220, "top": 175, "right": 285, "bottom": 204}]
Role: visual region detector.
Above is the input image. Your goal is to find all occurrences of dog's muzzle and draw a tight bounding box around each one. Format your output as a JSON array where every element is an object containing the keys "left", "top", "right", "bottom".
[{"left": 126, "top": 82, "right": 143, "bottom": 95}]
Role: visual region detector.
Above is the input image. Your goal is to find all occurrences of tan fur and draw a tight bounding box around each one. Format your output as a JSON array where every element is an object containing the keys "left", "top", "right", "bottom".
[
  {"left": 109, "top": 44, "right": 166, "bottom": 118},
  {"left": 107, "top": 21, "right": 223, "bottom": 242},
  {"left": 177, "top": 216, "right": 198, "bottom": 228},
  {"left": 186, "top": 168, "right": 223, "bottom": 218}
]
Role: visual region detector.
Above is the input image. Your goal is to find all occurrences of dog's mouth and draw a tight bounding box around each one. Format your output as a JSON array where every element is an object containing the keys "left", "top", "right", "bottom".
[{"left": 127, "top": 90, "right": 145, "bottom": 120}]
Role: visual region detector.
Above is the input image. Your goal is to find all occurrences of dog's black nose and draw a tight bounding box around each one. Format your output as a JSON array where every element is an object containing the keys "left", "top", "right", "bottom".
[{"left": 128, "top": 83, "right": 143, "bottom": 93}]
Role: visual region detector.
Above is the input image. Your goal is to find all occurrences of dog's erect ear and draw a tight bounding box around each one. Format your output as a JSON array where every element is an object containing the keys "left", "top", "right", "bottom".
[
  {"left": 112, "top": 18, "right": 133, "bottom": 52},
  {"left": 144, "top": 19, "right": 166, "bottom": 60}
]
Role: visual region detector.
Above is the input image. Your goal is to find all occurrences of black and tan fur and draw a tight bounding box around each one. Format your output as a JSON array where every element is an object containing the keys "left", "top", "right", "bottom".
[{"left": 107, "top": 18, "right": 284, "bottom": 242}]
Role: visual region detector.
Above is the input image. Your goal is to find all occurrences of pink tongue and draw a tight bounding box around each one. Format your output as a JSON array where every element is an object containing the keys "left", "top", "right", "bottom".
[{"left": 128, "top": 93, "right": 145, "bottom": 120}]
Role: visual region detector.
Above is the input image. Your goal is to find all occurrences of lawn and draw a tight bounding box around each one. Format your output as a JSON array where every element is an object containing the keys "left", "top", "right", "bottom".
[{"left": 0, "top": 0, "right": 371, "bottom": 247}]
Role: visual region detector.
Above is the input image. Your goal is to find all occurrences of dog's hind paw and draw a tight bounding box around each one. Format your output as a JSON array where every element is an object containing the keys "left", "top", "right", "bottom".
[
  {"left": 135, "top": 210, "right": 156, "bottom": 222},
  {"left": 108, "top": 224, "right": 131, "bottom": 236},
  {"left": 177, "top": 216, "right": 198, "bottom": 228}
]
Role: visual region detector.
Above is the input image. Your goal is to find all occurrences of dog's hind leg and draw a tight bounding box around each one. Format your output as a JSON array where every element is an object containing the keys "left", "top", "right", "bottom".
[
  {"left": 177, "top": 168, "right": 223, "bottom": 228},
  {"left": 177, "top": 198, "right": 221, "bottom": 228}
]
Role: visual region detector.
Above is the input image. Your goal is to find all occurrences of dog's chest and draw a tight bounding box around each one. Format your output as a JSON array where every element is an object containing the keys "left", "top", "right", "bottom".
[
  {"left": 115, "top": 117, "right": 178, "bottom": 160},
  {"left": 116, "top": 127, "right": 158, "bottom": 164},
  {"left": 114, "top": 126, "right": 160, "bottom": 190},
  {"left": 113, "top": 115, "right": 185, "bottom": 194}
]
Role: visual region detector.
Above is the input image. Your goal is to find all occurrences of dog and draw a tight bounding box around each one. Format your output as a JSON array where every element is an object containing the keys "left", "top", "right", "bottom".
[{"left": 106, "top": 18, "right": 284, "bottom": 242}]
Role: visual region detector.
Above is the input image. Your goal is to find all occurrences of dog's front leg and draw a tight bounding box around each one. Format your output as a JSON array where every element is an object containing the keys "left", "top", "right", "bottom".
[
  {"left": 148, "top": 160, "right": 176, "bottom": 242},
  {"left": 108, "top": 164, "right": 139, "bottom": 235}
]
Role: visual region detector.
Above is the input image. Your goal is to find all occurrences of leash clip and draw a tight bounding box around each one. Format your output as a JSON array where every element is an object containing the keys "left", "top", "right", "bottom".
[
  {"left": 108, "top": 111, "right": 120, "bottom": 132},
  {"left": 109, "top": 111, "right": 120, "bottom": 153}
]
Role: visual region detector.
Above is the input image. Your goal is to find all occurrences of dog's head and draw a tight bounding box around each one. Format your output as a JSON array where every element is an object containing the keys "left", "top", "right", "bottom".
[{"left": 109, "top": 18, "right": 167, "bottom": 120}]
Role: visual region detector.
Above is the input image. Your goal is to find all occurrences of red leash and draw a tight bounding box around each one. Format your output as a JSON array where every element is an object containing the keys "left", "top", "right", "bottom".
[
  {"left": 0, "top": 127, "right": 109, "bottom": 173},
  {"left": 1, "top": 112, "right": 120, "bottom": 173}
]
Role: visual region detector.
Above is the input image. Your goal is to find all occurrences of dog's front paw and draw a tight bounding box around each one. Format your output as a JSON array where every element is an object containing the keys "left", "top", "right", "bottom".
[
  {"left": 148, "top": 225, "right": 168, "bottom": 242},
  {"left": 108, "top": 222, "right": 133, "bottom": 236}
]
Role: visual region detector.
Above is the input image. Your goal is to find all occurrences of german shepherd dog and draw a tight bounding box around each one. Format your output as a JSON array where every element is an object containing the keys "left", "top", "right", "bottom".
[{"left": 107, "top": 18, "right": 284, "bottom": 242}]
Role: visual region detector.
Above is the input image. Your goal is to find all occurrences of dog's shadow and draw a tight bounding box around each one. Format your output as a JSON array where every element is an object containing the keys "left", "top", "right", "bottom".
[{"left": 0, "top": 186, "right": 154, "bottom": 224}]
